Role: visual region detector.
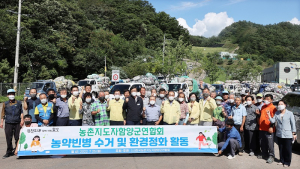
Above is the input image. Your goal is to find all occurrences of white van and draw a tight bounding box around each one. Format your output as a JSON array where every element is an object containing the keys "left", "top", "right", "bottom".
[{"left": 109, "top": 83, "right": 146, "bottom": 100}]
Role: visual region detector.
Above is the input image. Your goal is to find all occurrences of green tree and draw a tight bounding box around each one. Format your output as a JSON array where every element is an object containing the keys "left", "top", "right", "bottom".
[
  {"left": 19, "top": 132, "right": 26, "bottom": 151},
  {"left": 212, "top": 132, "right": 218, "bottom": 145},
  {"left": 201, "top": 52, "right": 221, "bottom": 83},
  {"left": 0, "top": 59, "right": 14, "bottom": 83}
]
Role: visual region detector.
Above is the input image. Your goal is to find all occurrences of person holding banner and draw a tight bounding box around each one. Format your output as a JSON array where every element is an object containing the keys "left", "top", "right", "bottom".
[
  {"left": 107, "top": 89, "right": 126, "bottom": 125},
  {"left": 187, "top": 93, "right": 200, "bottom": 126},
  {"left": 14, "top": 114, "right": 38, "bottom": 155},
  {"left": 68, "top": 86, "right": 83, "bottom": 126},
  {"left": 34, "top": 93, "right": 54, "bottom": 127},
  {"left": 218, "top": 119, "right": 242, "bottom": 160},
  {"left": 80, "top": 93, "right": 95, "bottom": 126},
  {"left": 123, "top": 87, "right": 143, "bottom": 125},
  {"left": 144, "top": 96, "right": 162, "bottom": 125},
  {"left": 160, "top": 91, "right": 180, "bottom": 125}
]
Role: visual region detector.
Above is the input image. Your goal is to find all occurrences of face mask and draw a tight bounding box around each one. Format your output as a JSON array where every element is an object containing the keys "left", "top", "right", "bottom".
[
  {"left": 152, "top": 93, "right": 157, "bottom": 97},
  {"left": 246, "top": 101, "right": 252, "bottom": 106},
  {"left": 229, "top": 99, "right": 234, "bottom": 103},
  {"left": 105, "top": 95, "right": 109, "bottom": 99},
  {"left": 257, "top": 99, "right": 262, "bottom": 103},
  {"left": 150, "top": 101, "right": 155, "bottom": 105},
  {"left": 73, "top": 91, "right": 79, "bottom": 96},
  {"left": 190, "top": 97, "right": 196, "bottom": 101},
  {"left": 61, "top": 95, "right": 67, "bottom": 98},
  {"left": 115, "top": 95, "right": 120, "bottom": 99},
  {"left": 41, "top": 99, "right": 47, "bottom": 104},
  {"left": 203, "top": 93, "right": 209, "bottom": 98},
  {"left": 131, "top": 92, "right": 137, "bottom": 97},
  {"left": 216, "top": 101, "right": 222, "bottom": 105},
  {"left": 169, "top": 97, "right": 174, "bottom": 101},
  {"left": 86, "top": 98, "right": 91, "bottom": 103},
  {"left": 178, "top": 98, "right": 184, "bottom": 102},
  {"left": 226, "top": 127, "right": 231, "bottom": 131},
  {"left": 30, "top": 94, "right": 37, "bottom": 98},
  {"left": 99, "top": 97, "right": 105, "bottom": 101},
  {"left": 264, "top": 100, "right": 270, "bottom": 105},
  {"left": 83, "top": 90, "right": 86, "bottom": 94},
  {"left": 136, "top": 92, "right": 141, "bottom": 97},
  {"left": 277, "top": 105, "right": 285, "bottom": 111},
  {"left": 24, "top": 121, "right": 31, "bottom": 125},
  {"left": 160, "top": 94, "right": 165, "bottom": 98},
  {"left": 8, "top": 95, "right": 15, "bottom": 100}
]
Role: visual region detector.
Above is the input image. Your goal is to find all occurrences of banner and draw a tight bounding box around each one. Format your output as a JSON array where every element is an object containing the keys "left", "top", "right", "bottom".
[{"left": 17, "top": 126, "right": 218, "bottom": 156}]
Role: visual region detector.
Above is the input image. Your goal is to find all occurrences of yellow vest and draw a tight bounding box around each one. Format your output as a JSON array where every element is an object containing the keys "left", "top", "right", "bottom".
[{"left": 107, "top": 99, "right": 125, "bottom": 121}]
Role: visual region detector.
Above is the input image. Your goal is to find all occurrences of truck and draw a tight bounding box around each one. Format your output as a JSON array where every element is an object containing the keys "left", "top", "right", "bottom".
[
  {"left": 167, "top": 83, "right": 189, "bottom": 100},
  {"left": 109, "top": 83, "right": 146, "bottom": 100},
  {"left": 24, "top": 80, "right": 59, "bottom": 97},
  {"left": 77, "top": 79, "right": 101, "bottom": 98}
]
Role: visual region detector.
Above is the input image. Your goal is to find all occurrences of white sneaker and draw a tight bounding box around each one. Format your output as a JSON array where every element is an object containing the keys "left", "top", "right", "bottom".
[{"left": 227, "top": 155, "right": 236, "bottom": 160}]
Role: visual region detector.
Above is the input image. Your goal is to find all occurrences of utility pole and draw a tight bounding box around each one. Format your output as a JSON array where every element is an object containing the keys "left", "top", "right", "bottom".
[
  {"left": 105, "top": 55, "right": 107, "bottom": 80},
  {"left": 163, "top": 33, "right": 165, "bottom": 64},
  {"left": 13, "top": 0, "right": 22, "bottom": 88}
]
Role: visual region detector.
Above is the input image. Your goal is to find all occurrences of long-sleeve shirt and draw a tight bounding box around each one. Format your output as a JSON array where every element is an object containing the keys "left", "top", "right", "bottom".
[
  {"left": 68, "top": 96, "right": 83, "bottom": 120},
  {"left": 269, "top": 110, "right": 296, "bottom": 138},
  {"left": 123, "top": 96, "right": 143, "bottom": 121},
  {"left": 196, "top": 135, "right": 206, "bottom": 141},
  {"left": 188, "top": 102, "right": 200, "bottom": 124},
  {"left": 161, "top": 100, "right": 181, "bottom": 124},
  {"left": 199, "top": 98, "right": 217, "bottom": 122},
  {"left": 231, "top": 104, "right": 247, "bottom": 125},
  {"left": 107, "top": 99, "right": 125, "bottom": 121},
  {"left": 259, "top": 103, "right": 277, "bottom": 131},
  {"left": 219, "top": 127, "right": 242, "bottom": 151},
  {"left": 179, "top": 102, "right": 189, "bottom": 119}
]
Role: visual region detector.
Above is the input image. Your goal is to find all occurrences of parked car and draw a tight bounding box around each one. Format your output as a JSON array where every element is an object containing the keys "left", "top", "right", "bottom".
[
  {"left": 77, "top": 79, "right": 101, "bottom": 98},
  {"left": 24, "top": 80, "right": 59, "bottom": 98},
  {"left": 273, "top": 92, "right": 300, "bottom": 150},
  {"left": 167, "top": 83, "right": 189, "bottom": 100}
]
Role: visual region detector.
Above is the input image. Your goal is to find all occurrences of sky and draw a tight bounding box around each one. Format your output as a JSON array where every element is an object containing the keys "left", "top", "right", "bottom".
[{"left": 148, "top": 0, "right": 300, "bottom": 37}]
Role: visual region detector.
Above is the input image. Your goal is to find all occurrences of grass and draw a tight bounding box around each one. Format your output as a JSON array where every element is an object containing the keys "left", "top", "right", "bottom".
[
  {"left": 203, "top": 71, "right": 227, "bottom": 84},
  {"left": 0, "top": 96, "right": 24, "bottom": 103},
  {"left": 192, "top": 46, "right": 231, "bottom": 55}
]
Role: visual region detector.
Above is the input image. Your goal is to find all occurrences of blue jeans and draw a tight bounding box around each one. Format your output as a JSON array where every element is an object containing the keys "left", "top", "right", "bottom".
[
  {"left": 126, "top": 121, "right": 140, "bottom": 125},
  {"left": 178, "top": 119, "right": 185, "bottom": 125},
  {"left": 68, "top": 119, "right": 82, "bottom": 126}
]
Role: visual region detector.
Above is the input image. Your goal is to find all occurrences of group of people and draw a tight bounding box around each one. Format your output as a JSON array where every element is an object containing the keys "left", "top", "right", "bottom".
[{"left": 0, "top": 82, "right": 297, "bottom": 167}]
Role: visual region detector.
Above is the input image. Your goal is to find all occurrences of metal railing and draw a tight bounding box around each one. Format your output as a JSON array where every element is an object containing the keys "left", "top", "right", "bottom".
[{"left": 0, "top": 83, "right": 31, "bottom": 96}]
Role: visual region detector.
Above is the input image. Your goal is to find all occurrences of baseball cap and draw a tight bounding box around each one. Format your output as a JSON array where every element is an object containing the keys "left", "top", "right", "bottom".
[
  {"left": 222, "top": 90, "right": 229, "bottom": 94},
  {"left": 7, "top": 89, "right": 16, "bottom": 94},
  {"left": 215, "top": 96, "right": 223, "bottom": 100},
  {"left": 240, "top": 92, "right": 246, "bottom": 96},
  {"left": 256, "top": 93, "right": 263, "bottom": 98}
]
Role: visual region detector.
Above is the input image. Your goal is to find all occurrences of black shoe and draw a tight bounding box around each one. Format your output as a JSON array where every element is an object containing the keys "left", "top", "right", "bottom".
[{"left": 2, "top": 153, "right": 11, "bottom": 159}]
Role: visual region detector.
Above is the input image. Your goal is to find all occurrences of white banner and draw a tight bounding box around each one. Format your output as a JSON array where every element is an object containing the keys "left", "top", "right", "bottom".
[{"left": 17, "top": 126, "right": 218, "bottom": 156}]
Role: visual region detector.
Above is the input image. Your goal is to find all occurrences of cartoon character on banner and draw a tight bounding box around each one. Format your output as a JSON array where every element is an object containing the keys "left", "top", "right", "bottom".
[
  {"left": 30, "top": 135, "right": 44, "bottom": 152},
  {"left": 196, "top": 132, "right": 209, "bottom": 150}
]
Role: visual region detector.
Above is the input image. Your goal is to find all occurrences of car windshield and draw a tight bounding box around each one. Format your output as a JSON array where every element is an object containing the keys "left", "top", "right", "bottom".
[
  {"left": 212, "top": 85, "right": 221, "bottom": 90},
  {"left": 157, "top": 77, "right": 164, "bottom": 80},
  {"left": 110, "top": 85, "right": 130, "bottom": 94},
  {"left": 168, "top": 84, "right": 181, "bottom": 91},
  {"left": 78, "top": 81, "right": 89, "bottom": 86},
  {"left": 30, "top": 83, "right": 44, "bottom": 91},
  {"left": 229, "top": 85, "right": 234, "bottom": 89}
]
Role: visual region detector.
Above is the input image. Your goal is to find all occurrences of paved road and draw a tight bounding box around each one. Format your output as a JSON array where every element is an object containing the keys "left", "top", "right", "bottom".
[{"left": 0, "top": 103, "right": 299, "bottom": 169}]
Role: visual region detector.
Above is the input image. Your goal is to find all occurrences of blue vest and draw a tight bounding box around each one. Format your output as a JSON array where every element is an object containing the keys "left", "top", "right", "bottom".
[
  {"left": 4, "top": 101, "right": 22, "bottom": 123},
  {"left": 37, "top": 103, "right": 53, "bottom": 126}
]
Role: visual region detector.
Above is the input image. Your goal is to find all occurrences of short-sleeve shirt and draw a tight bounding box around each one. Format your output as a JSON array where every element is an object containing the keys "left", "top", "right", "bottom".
[
  {"left": 91, "top": 101, "right": 109, "bottom": 126},
  {"left": 55, "top": 97, "right": 69, "bottom": 117},
  {"left": 231, "top": 104, "right": 247, "bottom": 125},
  {"left": 245, "top": 104, "right": 259, "bottom": 130},
  {"left": 145, "top": 104, "right": 161, "bottom": 122}
]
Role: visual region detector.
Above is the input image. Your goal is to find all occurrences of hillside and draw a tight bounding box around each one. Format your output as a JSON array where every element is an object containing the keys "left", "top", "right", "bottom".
[
  {"left": 0, "top": 0, "right": 189, "bottom": 82},
  {"left": 191, "top": 21, "right": 300, "bottom": 63}
]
